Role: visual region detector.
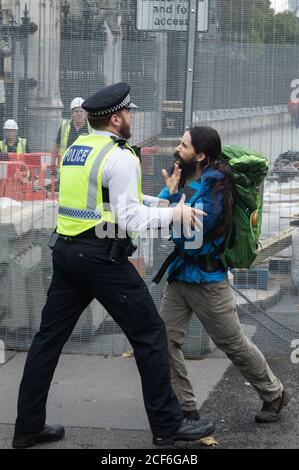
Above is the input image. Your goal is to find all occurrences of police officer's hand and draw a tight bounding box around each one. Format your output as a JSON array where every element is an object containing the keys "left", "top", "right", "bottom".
[
  {"left": 172, "top": 194, "right": 207, "bottom": 236},
  {"left": 162, "top": 163, "right": 181, "bottom": 195}
]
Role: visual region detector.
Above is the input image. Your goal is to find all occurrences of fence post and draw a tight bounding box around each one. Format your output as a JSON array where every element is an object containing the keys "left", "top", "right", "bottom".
[{"left": 184, "top": 0, "right": 197, "bottom": 130}]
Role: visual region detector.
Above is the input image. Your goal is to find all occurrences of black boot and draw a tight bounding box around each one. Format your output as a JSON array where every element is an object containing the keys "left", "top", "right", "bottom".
[
  {"left": 12, "top": 425, "right": 65, "bottom": 449},
  {"left": 153, "top": 418, "right": 215, "bottom": 446}
]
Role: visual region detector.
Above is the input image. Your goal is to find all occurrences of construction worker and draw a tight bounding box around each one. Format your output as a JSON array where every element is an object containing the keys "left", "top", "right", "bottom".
[
  {"left": 12, "top": 82, "right": 215, "bottom": 449},
  {"left": 52, "top": 97, "right": 91, "bottom": 165},
  {"left": 0, "top": 119, "right": 30, "bottom": 155}
]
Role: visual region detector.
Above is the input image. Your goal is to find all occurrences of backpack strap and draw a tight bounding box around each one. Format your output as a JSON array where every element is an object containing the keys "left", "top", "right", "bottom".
[
  {"left": 152, "top": 246, "right": 226, "bottom": 285},
  {"left": 152, "top": 248, "right": 180, "bottom": 284}
]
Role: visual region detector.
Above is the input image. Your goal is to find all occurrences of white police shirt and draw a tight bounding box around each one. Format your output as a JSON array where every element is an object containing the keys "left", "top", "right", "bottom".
[{"left": 93, "top": 130, "right": 173, "bottom": 233}]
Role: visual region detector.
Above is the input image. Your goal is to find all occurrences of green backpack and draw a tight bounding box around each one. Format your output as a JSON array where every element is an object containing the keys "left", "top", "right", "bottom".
[{"left": 219, "top": 145, "right": 269, "bottom": 269}]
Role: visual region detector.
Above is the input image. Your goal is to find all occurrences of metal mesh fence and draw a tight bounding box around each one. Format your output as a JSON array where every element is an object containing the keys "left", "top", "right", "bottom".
[{"left": 0, "top": 0, "right": 299, "bottom": 360}]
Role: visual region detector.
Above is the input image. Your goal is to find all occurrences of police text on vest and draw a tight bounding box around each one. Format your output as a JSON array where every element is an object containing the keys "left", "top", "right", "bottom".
[{"left": 63, "top": 146, "right": 93, "bottom": 166}]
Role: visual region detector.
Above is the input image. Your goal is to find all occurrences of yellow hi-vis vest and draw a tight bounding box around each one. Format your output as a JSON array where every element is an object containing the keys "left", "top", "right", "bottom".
[
  {"left": 57, "top": 135, "right": 142, "bottom": 236},
  {"left": 0, "top": 138, "right": 27, "bottom": 154},
  {"left": 59, "top": 119, "right": 92, "bottom": 156}
]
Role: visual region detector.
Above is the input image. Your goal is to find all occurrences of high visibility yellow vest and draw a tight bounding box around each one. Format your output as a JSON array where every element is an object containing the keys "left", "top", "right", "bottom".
[
  {"left": 57, "top": 135, "right": 143, "bottom": 236},
  {"left": 0, "top": 138, "right": 27, "bottom": 154},
  {"left": 59, "top": 119, "right": 92, "bottom": 156}
]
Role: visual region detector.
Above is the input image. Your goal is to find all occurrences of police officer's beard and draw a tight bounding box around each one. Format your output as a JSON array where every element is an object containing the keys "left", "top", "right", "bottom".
[
  {"left": 119, "top": 119, "right": 132, "bottom": 140},
  {"left": 174, "top": 151, "right": 200, "bottom": 189}
]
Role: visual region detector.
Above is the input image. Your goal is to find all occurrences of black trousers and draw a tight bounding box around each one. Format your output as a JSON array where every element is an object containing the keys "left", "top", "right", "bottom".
[{"left": 15, "top": 238, "right": 182, "bottom": 437}]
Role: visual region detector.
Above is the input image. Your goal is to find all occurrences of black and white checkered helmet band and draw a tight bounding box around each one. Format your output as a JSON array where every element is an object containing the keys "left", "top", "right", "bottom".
[{"left": 88, "top": 94, "right": 132, "bottom": 117}]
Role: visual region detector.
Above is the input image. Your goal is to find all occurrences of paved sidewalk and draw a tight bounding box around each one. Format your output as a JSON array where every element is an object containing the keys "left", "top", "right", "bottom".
[
  {"left": 0, "top": 352, "right": 230, "bottom": 449},
  {"left": 0, "top": 351, "right": 297, "bottom": 449}
]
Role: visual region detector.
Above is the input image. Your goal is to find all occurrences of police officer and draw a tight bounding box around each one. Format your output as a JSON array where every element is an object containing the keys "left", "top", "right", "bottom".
[
  {"left": 51, "top": 97, "right": 91, "bottom": 165},
  {"left": 0, "top": 119, "right": 30, "bottom": 155},
  {"left": 12, "top": 82, "right": 215, "bottom": 449}
]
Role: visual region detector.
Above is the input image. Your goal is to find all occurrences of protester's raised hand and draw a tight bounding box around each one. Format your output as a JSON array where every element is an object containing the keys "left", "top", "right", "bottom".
[{"left": 162, "top": 163, "right": 181, "bottom": 195}]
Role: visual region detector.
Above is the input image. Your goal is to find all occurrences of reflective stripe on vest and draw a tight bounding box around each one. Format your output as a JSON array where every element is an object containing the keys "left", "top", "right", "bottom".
[
  {"left": 58, "top": 141, "right": 115, "bottom": 220},
  {"left": 58, "top": 207, "right": 102, "bottom": 220},
  {"left": 60, "top": 120, "right": 71, "bottom": 156},
  {"left": 19, "top": 138, "right": 26, "bottom": 154}
]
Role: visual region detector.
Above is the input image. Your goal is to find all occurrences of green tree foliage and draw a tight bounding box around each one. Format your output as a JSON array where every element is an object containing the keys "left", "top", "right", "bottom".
[
  {"left": 272, "top": 11, "right": 299, "bottom": 43},
  {"left": 216, "top": 0, "right": 299, "bottom": 43}
]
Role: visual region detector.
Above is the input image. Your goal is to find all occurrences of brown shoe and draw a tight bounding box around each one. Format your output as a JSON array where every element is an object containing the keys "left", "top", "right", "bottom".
[{"left": 255, "top": 390, "right": 289, "bottom": 423}]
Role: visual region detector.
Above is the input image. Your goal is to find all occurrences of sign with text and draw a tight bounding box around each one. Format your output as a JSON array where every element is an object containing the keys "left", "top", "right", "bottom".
[{"left": 136, "top": 0, "right": 209, "bottom": 32}]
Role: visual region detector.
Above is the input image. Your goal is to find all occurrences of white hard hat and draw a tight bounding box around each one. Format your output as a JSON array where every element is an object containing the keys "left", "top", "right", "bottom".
[
  {"left": 4, "top": 119, "right": 18, "bottom": 130},
  {"left": 70, "top": 97, "right": 85, "bottom": 111}
]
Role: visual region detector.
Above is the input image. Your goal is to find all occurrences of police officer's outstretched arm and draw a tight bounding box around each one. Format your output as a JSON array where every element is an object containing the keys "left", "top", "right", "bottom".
[{"left": 107, "top": 148, "right": 205, "bottom": 235}]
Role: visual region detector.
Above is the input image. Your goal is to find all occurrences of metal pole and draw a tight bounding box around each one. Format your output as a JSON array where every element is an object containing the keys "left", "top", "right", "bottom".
[
  {"left": 22, "top": 4, "right": 30, "bottom": 136},
  {"left": 184, "top": 0, "right": 197, "bottom": 130},
  {"left": 12, "top": 39, "right": 21, "bottom": 122},
  {"left": 23, "top": 35, "right": 28, "bottom": 135}
]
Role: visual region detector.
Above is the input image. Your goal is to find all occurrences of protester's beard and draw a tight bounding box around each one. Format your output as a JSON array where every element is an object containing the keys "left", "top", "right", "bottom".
[
  {"left": 119, "top": 119, "right": 132, "bottom": 140},
  {"left": 174, "top": 151, "right": 199, "bottom": 188}
]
